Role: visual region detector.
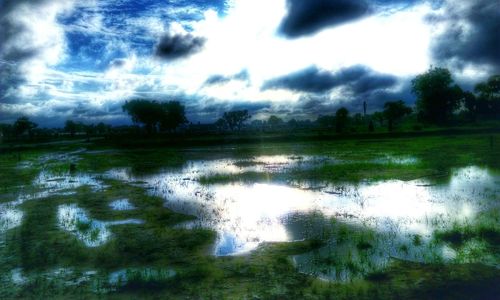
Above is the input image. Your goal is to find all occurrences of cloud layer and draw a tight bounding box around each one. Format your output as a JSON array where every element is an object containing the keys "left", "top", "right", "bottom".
[
  {"left": 262, "top": 65, "right": 397, "bottom": 95},
  {"left": 0, "top": 0, "right": 497, "bottom": 126},
  {"left": 429, "top": 0, "right": 500, "bottom": 73}
]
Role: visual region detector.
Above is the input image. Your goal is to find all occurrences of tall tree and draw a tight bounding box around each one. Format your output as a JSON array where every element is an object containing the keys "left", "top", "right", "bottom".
[
  {"left": 474, "top": 75, "right": 500, "bottom": 118},
  {"left": 462, "top": 91, "right": 478, "bottom": 121},
  {"left": 383, "top": 100, "right": 412, "bottom": 131},
  {"left": 64, "top": 120, "right": 78, "bottom": 137},
  {"left": 122, "top": 100, "right": 164, "bottom": 134},
  {"left": 411, "top": 67, "right": 462, "bottom": 124},
  {"left": 335, "top": 107, "right": 349, "bottom": 133},
  {"left": 222, "top": 110, "right": 251, "bottom": 131},
  {"left": 160, "top": 101, "right": 188, "bottom": 131},
  {"left": 372, "top": 111, "right": 385, "bottom": 127},
  {"left": 122, "top": 100, "right": 187, "bottom": 134}
]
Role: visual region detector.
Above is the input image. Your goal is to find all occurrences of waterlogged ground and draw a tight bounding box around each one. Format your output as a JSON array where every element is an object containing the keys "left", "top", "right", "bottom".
[{"left": 1, "top": 135, "right": 499, "bottom": 299}]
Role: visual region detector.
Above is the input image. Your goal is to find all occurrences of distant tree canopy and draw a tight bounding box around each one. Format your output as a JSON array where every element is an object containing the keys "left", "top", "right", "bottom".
[
  {"left": 473, "top": 75, "right": 500, "bottom": 118},
  {"left": 267, "top": 115, "right": 284, "bottom": 128},
  {"left": 64, "top": 120, "right": 78, "bottom": 137},
  {"left": 122, "top": 100, "right": 187, "bottom": 134},
  {"left": 412, "top": 67, "right": 462, "bottom": 124},
  {"left": 372, "top": 111, "right": 384, "bottom": 127},
  {"left": 14, "top": 116, "right": 38, "bottom": 137},
  {"left": 335, "top": 107, "right": 349, "bottom": 133},
  {"left": 383, "top": 100, "right": 412, "bottom": 131},
  {"left": 160, "top": 101, "right": 188, "bottom": 131},
  {"left": 221, "top": 110, "right": 251, "bottom": 131},
  {"left": 317, "top": 115, "right": 335, "bottom": 128}
]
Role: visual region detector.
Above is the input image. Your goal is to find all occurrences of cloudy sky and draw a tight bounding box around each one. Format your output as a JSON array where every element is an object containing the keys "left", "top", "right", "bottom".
[{"left": 0, "top": 0, "right": 498, "bottom": 126}]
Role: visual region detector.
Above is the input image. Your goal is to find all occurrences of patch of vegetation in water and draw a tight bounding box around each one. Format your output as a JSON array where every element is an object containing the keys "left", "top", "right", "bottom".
[{"left": 434, "top": 208, "right": 500, "bottom": 245}]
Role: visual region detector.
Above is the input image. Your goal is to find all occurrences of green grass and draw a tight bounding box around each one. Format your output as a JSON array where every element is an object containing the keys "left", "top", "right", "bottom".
[{"left": 199, "top": 134, "right": 500, "bottom": 185}]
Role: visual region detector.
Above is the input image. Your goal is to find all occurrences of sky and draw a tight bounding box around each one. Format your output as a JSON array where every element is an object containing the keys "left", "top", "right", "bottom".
[{"left": 0, "top": 0, "right": 499, "bottom": 127}]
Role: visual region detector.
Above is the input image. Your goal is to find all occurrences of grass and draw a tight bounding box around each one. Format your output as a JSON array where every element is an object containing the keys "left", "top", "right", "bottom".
[
  {"left": 198, "top": 134, "right": 500, "bottom": 185},
  {"left": 434, "top": 213, "right": 500, "bottom": 249}
]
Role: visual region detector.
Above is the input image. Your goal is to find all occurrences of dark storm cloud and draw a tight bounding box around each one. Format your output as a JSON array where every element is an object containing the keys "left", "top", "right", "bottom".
[
  {"left": 279, "top": 0, "right": 371, "bottom": 38},
  {"left": 278, "top": 0, "right": 437, "bottom": 38},
  {"left": 351, "top": 73, "right": 397, "bottom": 94},
  {"left": 154, "top": 33, "right": 206, "bottom": 60},
  {"left": 262, "top": 65, "right": 397, "bottom": 94},
  {"left": 428, "top": 0, "right": 500, "bottom": 73},
  {"left": 204, "top": 69, "right": 250, "bottom": 85},
  {"left": 262, "top": 66, "right": 338, "bottom": 93},
  {"left": 0, "top": 63, "right": 25, "bottom": 103}
]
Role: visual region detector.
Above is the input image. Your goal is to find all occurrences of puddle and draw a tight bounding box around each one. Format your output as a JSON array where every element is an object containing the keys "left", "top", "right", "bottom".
[
  {"left": 105, "top": 156, "right": 499, "bottom": 280},
  {"left": 109, "top": 199, "right": 135, "bottom": 211},
  {"left": 57, "top": 204, "right": 143, "bottom": 247},
  {"left": 0, "top": 207, "right": 23, "bottom": 233},
  {"left": 34, "top": 171, "right": 105, "bottom": 193},
  {"left": 0, "top": 169, "right": 108, "bottom": 232},
  {"left": 370, "top": 155, "right": 419, "bottom": 165},
  {"left": 10, "top": 269, "right": 27, "bottom": 286},
  {"left": 109, "top": 268, "right": 176, "bottom": 287}
]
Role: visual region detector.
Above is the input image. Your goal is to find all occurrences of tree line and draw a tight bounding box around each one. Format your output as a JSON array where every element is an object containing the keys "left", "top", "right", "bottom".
[{"left": 1, "top": 68, "right": 498, "bottom": 140}]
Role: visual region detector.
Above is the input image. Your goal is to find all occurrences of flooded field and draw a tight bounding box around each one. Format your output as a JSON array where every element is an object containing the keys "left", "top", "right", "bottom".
[{"left": 0, "top": 135, "right": 499, "bottom": 298}]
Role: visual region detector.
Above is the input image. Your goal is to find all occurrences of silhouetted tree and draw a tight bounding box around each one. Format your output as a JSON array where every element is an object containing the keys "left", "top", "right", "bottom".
[
  {"left": 214, "top": 118, "right": 227, "bottom": 131},
  {"left": 122, "top": 100, "right": 187, "bottom": 134},
  {"left": 13, "top": 116, "right": 37, "bottom": 138},
  {"left": 317, "top": 115, "right": 335, "bottom": 128},
  {"left": 83, "top": 124, "right": 96, "bottom": 141},
  {"left": 64, "top": 120, "right": 78, "bottom": 137},
  {"left": 368, "top": 120, "right": 374, "bottom": 132},
  {"left": 335, "top": 107, "right": 349, "bottom": 133},
  {"left": 222, "top": 110, "right": 251, "bottom": 131},
  {"left": 462, "top": 91, "right": 478, "bottom": 121},
  {"left": 267, "top": 115, "right": 283, "bottom": 128},
  {"left": 383, "top": 100, "right": 412, "bottom": 131},
  {"left": 96, "top": 122, "right": 111, "bottom": 135},
  {"left": 123, "top": 100, "right": 163, "bottom": 134},
  {"left": 372, "top": 112, "right": 384, "bottom": 127},
  {"left": 0, "top": 124, "right": 14, "bottom": 139},
  {"left": 412, "top": 67, "right": 462, "bottom": 124},
  {"left": 353, "top": 113, "right": 363, "bottom": 126},
  {"left": 474, "top": 75, "right": 500, "bottom": 118},
  {"left": 160, "top": 101, "right": 188, "bottom": 131}
]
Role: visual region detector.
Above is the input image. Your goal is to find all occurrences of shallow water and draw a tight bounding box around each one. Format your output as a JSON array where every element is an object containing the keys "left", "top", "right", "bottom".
[
  {"left": 104, "top": 156, "right": 499, "bottom": 279},
  {"left": 109, "top": 199, "right": 135, "bottom": 211},
  {"left": 57, "top": 204, "right": 143, "bottom": 247},
  {"left": 4, "top": 153, "right": 499, "bottom": 282}
]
